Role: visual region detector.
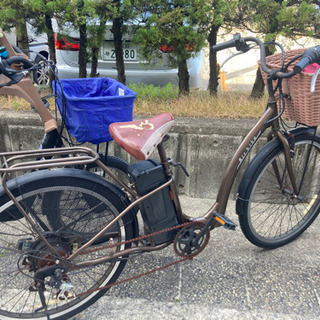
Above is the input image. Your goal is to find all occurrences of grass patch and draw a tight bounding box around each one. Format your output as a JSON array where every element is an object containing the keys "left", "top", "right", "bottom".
[
  {"left": 0, "top": 83, "right": 268, "bottom": 119},
  {"left": 128, "top": 82, "right": 179, "bottom": 101},
  {"left": 130, "top": 83, "right": 267, "bottom": 119}
]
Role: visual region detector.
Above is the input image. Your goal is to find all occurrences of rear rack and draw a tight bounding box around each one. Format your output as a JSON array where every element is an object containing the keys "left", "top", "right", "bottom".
[
  {"left": 0, "top": 146, "right": 99, "bottom": 177},
  {"left": 0, "top": 147, "right": 100, "bottom": 234}
]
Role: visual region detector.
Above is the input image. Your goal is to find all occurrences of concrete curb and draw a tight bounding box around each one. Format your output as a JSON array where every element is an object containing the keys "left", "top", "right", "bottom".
[{"left": 0, "top": 110, "right": 263, "bottom": 199}]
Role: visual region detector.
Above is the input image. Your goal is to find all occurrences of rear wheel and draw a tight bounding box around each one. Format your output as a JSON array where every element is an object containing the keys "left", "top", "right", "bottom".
[
  {"left": 40, "top": 131, "right": 130, "bottom": 188},
  {"left": 238, "top": 133, "right": 320, "bottom": 248},
  {"left": 0, "top": 169, "right": 134, "bottom": 319}
]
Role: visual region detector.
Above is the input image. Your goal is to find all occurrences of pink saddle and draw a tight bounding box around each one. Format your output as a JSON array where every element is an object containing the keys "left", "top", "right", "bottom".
[{"left": 109, "top": 112, "right": 175, "bottom": 160}]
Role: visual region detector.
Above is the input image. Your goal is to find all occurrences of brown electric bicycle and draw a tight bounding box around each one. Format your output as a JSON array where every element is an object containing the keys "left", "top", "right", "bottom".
[{"left": 0, "top": 32, "right": 319, "bottom": 320}]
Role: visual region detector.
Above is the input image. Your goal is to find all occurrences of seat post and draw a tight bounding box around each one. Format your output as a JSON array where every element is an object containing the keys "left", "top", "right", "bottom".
[
  {"left": 157, "top": 140, "right": 169, "bottom": 165},
  {"left": 157, "top": 138, "right": 186, "bottom": 223}
]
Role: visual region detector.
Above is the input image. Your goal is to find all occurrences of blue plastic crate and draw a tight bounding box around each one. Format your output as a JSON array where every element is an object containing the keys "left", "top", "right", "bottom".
[{"left": 53, "top": 78, "right": 136, "bottom": 144}]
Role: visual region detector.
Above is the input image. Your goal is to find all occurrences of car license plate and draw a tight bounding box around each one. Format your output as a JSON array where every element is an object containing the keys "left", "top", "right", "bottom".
[{"left": 102, "top": 42, "right": 137, "bottom": 61}]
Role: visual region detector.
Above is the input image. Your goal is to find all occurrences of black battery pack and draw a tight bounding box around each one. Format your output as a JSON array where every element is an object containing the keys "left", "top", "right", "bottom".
[{"left": 128, "top": 159, "right": 179, "bottom": 245}]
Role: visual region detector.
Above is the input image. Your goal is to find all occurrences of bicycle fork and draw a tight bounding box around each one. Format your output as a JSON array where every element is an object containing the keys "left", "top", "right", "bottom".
[{"left": 270, "top": 128, "right": 316, "bottom": 201}]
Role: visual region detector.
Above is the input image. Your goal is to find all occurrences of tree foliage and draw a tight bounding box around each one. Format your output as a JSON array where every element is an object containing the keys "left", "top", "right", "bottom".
[
  {"left": 134, "top": 0, "right": 210, "bottom": 95},
  {"left": 0, "top": 0, "right": 30, "bottom": 49},
  {"left": 234, "top": 0, "right": 320, "bottom": 98},
  {"left": 1, "top": 0, "right": 320, "bottom": 95}
]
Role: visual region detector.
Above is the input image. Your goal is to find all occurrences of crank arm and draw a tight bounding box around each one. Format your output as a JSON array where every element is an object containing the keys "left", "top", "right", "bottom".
[{"left": 191, "top": 212, "right": 237, "bottom": 247}]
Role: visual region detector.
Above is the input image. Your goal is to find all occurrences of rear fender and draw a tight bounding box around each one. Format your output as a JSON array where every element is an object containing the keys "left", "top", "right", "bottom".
[{"left": 0, "top": 169, "right": 139, "bottom": 238}]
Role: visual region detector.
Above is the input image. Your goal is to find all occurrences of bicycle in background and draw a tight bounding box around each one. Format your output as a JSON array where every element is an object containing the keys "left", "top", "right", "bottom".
[{"left": 0, "top": 27, "right": 132, "bottom": 180}]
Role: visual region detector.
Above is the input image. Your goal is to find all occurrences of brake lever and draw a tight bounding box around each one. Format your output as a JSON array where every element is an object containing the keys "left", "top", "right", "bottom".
[
  {"left": 235, "top": 37, "right": 251, "bottom": 53},
  {"left": 220, "top": 43, "right": 256, "bottom": 70}
]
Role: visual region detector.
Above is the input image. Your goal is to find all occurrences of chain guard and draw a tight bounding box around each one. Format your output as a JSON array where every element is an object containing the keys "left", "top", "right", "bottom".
[{"left": 173, "top": 222, "right": 210, "bottom": 258}]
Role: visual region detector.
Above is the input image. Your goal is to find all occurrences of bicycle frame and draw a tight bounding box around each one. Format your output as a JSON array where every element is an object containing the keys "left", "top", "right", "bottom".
[
  {"left": 0, "top": 91, "right": 297, "bottom": 270},
  {"left": 206, "top": 76, "right": 298, "bottom": 219}
]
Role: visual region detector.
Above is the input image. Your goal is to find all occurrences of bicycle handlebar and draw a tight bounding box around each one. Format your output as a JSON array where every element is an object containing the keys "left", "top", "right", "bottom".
[
  {"left": 212, "top": 34, "right": 320, "bottom": 80},
  {"left": 211, "top": 34, "right": 245, "bottom": 52},
  {"left": 293, "top": 46, "right": 320, "bottom": 73},
  {"left": 6, "top": 56, "right": 34, "bottom": 69},
  {"left": 0, "top": 27, "right": 58, "bottom": 133},
  {"left": 0, "top": 55, "right": 34, "bottom": 75},
  {"left": 0, "top": 51, "right": 38, "bottom": 87}
]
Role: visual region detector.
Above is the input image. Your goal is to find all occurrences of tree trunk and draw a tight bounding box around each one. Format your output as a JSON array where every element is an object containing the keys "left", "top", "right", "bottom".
[
  {"left": 207, "top": 25, "right": 220, "bottom": 96},
  {"left": 178, "top": 59, "right": 190, "bottom": 95},
  {"left": 79, "top": 22, "right": 87, "bottom": 78},
  {"left": 16, "top": 21, "right": 29, "bottom": 50},
  {"left": 44, "top": 14, "right": 56, "bottom": 87},
  {"left": 90, "top": 47, "right": 99, "bottom": 77},
  {"left": 90, "top": 22, "right": 105, "bottom": 78},
  {"left": 250, "top": 68, "right": 265, "bottom": 99},
  {"left": 78, "top": 0, "right": 87, "bottom": 78},
  {"left": 45, "top": 15, "right": 56, "bottom": 64},
  {"left": 112, "top": 16, "right": 126, "bottom": 84}
]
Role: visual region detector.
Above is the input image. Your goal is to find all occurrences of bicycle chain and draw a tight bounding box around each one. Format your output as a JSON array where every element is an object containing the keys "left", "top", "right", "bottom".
[
  {"left": 81, "top": 221, "right": 194, "bottom": 255},
  {"left": 75, "top": 221, "right": 208, "bottom": 298}
]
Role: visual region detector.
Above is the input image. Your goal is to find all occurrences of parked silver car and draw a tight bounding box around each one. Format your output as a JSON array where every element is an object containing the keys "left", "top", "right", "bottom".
[
  {"left": 53, "top": 20, "right": 209, "bottom": 89},
  {"left": 8, "top": 20, "right": 209, "bottom": 89}
]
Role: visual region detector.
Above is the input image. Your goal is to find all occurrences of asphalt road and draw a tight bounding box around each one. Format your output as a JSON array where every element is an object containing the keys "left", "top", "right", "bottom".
[{"left": 72, "top": 196, "right": 320, "bottom": 320}]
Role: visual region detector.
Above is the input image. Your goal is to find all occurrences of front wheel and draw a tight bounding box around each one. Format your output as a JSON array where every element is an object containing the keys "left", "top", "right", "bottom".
[
  {"left": 0, "top": 169, "right": 134, "bottom": 319},
  {"left": 237, "top": 131, "right": 320, "bottom": 248}
]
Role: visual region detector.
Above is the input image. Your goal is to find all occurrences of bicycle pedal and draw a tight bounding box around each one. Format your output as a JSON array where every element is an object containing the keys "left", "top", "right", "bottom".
[{"left": 213, "top": 212, "right": 237, "bottom": 231}]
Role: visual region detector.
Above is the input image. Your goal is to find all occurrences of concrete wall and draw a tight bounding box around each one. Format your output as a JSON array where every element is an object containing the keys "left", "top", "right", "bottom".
[{"left": 0, "top": 110, "right": 267, "bottom": 199}]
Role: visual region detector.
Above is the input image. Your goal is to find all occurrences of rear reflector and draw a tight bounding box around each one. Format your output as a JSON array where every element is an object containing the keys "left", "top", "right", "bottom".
[
  {"left": 160, "top": 44, "right": 194, "bottom": 53},
  {"left": 54, "top": 33, "right": 80, "bottom": 51}
]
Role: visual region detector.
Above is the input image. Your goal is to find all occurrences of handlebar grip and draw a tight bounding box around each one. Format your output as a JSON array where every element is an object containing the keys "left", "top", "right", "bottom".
[
  {"left": 6, "top": 56, "right": 34, "bottom": 69},
  {"left": 293, "top": 46, "right": 320, "bottom": 73},
  {"left": 0, "top": 55, "right": 34, "bottom": 83},
  {"left": 212, "top": 34, "right": 243, "bottom": 52},
  {"left": 212, "top": 38, "right": 237, "bottom": 52}
]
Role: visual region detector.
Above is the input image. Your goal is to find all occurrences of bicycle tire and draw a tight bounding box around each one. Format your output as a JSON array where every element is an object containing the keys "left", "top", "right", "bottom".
[
  {"left": 237, "top": 129, "right": 320, "bottom": 248},
  {"left": 0, "top": 169, "right": 135, "bottom": 319},
  {"left": 33, "top": 54, "right": 50, "bottom": 86}
]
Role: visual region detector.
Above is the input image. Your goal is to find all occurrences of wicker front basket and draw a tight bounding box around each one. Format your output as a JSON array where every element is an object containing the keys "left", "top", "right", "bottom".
[{"left": 260, "top": 49, "right": 320, "bottom": 126}]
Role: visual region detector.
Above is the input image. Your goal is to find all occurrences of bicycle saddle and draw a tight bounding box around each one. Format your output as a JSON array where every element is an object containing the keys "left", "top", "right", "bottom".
[{"left": 109, "top": 112, "right": 175, "bottom": 160}]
